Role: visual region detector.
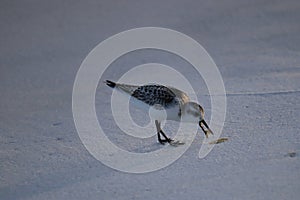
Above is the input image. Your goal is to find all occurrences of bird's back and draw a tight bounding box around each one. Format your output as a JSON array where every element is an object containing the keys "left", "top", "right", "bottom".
[
  {"left": 167, "top": 86, "right": 190, "bottom": 106},
  {"left": 105, "top": 80, "right": 190, "bottom": 110}
]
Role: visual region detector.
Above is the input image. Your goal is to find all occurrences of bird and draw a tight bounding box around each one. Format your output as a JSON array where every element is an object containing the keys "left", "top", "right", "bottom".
[{"left": 105, "top": 80, "right": 213, "bottom": 145}]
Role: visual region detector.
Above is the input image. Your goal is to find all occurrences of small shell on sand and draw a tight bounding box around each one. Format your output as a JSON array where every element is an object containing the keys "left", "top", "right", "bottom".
[{"left": 208, "top": 137, "right": 229, "bottom": 144}]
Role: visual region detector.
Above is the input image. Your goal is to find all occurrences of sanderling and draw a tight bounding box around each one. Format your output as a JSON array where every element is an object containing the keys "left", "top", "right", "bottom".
[{"left": 105, "top": 80, "right": 213, "bottom": 145}]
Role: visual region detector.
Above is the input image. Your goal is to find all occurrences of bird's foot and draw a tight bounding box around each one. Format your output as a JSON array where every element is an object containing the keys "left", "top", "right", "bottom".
[
  {"left": 169, "top": 140, "right": 185, "bottom": 147},
  {"left": 158, "top": 138, "right": 185, "bottom": 146},
  {"left": 158, "top": 138, "right": 173, "bottom": 145}
]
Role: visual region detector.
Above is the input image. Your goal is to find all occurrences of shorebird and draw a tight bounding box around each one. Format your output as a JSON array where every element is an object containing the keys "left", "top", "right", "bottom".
[{"left": 105, "top": 80, "right": 213, "bottom": 145}]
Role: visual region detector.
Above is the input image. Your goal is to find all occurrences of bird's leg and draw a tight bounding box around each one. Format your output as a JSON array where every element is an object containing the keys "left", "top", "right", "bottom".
[
  {"left": 155, "top": 120, "right": 172, "bottom": 144},
  {"left": 159, "top": 130, "right": 173, "bottom": 143},
  {"left": 199, "top": 120, "right": 213, "bottom": 138},
  {"left": 155, "top": 120, "right": 165, "bottom": 144}
]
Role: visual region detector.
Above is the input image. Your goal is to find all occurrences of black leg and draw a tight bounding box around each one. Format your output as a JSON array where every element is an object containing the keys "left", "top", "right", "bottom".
[
  {"left": 199, "top": 120, "right": 213, "bottom": 138},
  {"left": 201, "top": 120, "right": 210, "bottom": 130},
  {"left": 157, "top": 131, "right": 166, "bottom": 144},
  {"left": 199, "top": 121, "right": 206, "bottom": 133},
  {"left": 155, "top": 120, "right": 174, "bottom": 144},
  {"left": 160, "top": 130, "right": 173, "bottom": 143}
]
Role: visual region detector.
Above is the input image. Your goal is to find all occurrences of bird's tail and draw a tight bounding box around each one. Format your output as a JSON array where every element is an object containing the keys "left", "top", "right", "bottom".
[
  {"left": 105, "top": 80, "right": 116, "bottom": 88},
  {"left": 104, "top": 80, "right": 139, "bottom": 95}
]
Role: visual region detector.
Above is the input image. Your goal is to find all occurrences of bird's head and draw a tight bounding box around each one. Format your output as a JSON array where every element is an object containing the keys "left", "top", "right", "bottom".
[
  {"left": 181, "top": 102, "right": 204, "bottom": 122},
  {"left": 182, "top": 102, "right": 213, "bottom": 138}
]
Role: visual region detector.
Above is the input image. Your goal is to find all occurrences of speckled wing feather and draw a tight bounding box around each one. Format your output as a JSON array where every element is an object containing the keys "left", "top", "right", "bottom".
[{"left": 131, "top": 85, "right": 179, "bottom": 108}]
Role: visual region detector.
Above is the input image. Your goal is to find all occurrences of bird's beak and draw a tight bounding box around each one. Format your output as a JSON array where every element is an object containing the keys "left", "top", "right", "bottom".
[{"left": 199, "top": 120, "right": 213, "bottom": 138}]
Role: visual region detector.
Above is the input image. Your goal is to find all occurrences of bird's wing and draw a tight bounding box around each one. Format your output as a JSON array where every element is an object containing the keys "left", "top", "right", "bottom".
[
  {"left": 105, "top": 80, "right": 140, "bottom": 95},
  {"left": 131, "top": 84, "right": 179, "bottom": 108},
  {"left": 115, "top": 83, "right": 140, "bottom": 95},
  {"left": 167, "top": 86, "right": 190, "bottom": 105}
]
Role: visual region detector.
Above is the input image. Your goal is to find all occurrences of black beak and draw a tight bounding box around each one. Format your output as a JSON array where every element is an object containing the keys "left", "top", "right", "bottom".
[{"left": 199, "top": 120, "right": 213, "bottom": 138}]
